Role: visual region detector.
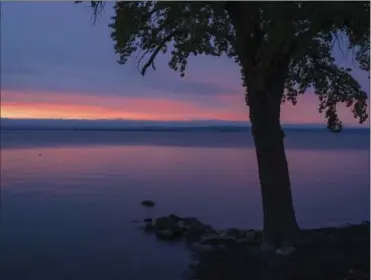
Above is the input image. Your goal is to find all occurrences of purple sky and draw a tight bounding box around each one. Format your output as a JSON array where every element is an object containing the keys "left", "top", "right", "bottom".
[{"left": 1, "top": 2, "right": 369, "bottom": 125}]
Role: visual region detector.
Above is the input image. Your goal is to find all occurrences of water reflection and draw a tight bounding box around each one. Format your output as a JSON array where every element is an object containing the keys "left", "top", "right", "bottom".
[
  {"left": 1, "top": 142, "right": 369, "bottom": 228},
  {"left": 0, "top": 130, "right": 369, "bottom": 280}
]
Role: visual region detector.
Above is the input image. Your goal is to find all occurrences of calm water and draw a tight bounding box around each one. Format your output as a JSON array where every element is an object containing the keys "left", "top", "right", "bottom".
[{"left": 0, "top": 130, "right": 369, "bottom": 280}]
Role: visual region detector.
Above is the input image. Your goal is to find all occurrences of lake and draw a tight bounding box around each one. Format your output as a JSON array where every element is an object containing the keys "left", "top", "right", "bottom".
[{"left": 0, "top": 129, "right": 369, "bottom": 280}]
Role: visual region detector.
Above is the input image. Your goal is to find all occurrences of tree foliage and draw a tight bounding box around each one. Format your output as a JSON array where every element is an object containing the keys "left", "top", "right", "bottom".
[{"left": 77, "top": 1, "right": 370, "bottom": 131}]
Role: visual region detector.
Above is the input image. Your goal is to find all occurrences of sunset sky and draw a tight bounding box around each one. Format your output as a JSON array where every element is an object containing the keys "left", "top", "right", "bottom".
[{"left": 1, "top": 2, "right": 370, "bottom": 126}]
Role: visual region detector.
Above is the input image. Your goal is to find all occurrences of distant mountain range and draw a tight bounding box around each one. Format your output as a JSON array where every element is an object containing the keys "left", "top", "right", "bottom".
[{"left": 0, "top": 118, "right": 368, "bottom": 131}]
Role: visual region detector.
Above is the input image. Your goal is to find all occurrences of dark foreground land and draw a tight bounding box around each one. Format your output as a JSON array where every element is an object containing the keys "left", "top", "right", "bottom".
[
  {"left": 186, "top": 223, "right": 370, "bottom": 280},
  {"left": 139, "top": 213, "right": 369, "bottom": 280}
]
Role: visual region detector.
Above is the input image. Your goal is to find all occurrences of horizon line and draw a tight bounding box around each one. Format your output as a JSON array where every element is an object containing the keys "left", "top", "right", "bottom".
[{"left": 1, "top": 117, "right": 369, "bottom": 130}]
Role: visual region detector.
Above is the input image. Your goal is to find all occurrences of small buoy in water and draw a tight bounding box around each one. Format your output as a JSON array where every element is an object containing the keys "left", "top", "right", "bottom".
[{"left": 38, "top": 153, "right": 42, "bottom": 156}]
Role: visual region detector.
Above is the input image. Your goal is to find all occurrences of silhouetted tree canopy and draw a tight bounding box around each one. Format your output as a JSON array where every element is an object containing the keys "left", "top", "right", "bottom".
[{"left": 77, "top": 1, "right": 370, "bottom": 131}]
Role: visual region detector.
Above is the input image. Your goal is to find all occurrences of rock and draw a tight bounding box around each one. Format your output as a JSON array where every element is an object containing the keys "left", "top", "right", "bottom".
[
  {"left": 178, "top": 221, "right": 190, "bottom": 231},
  {"left": 141, "top": 200, "right": 155, "bottom": 207},
  {"left": 170, "top": 223, "right": 185, "bottom": 237},
  {"left": 222, "top": 228, "right": 242, "bottom": 239},
  {"left": 180, "top": 218, "right": 217, "bottom": 243},
  {"left": 246, "top": 230, "right": 256, "bottom": 241},
  {"left": 169, "top": 214, "right": 181, "bottom": 222},
  {"left": 204, "top": 225, "right": 216, "bottom": 234},
  {"left": 237, "top": 238, "right": 249, "bottom": 244},
  {"left": 245, "top": 230, "right": 261, "bottom": 245},
  {"left": 184, "top": 226, "right": 206, "bottom": 243},
  {"left": 156, "top": 228, "right": 174, "bottom": 239},
  {"left": 180, "top": 217, "right": 201, "bottom": 226},
  {"left": 260, "top": 243, "right": 276, "bottom": 252},
  {"left": 153, "top": 216, "right": 184, "bottom": 239},
  {"left": 199, "top": 235, "right": 236, "bottom": 246},
  {"left": 154, "top": 216, "right": 172, "bottom": 230},
  {"left": 190, "top": 243, "right": 214, "bottom": 253},
  {"left": 144, "top": 218, "right": 152, "bottom": 223},
  {"left": 276, "top": 246, "right": 296, "bottom": 256}
]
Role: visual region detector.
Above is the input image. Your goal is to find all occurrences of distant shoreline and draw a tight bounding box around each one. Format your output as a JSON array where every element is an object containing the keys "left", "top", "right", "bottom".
[
  {"left": 1, "top": 127, "right": 369, "bottom": 132},
  {"left": 1, "top": 118, "right": 369, "bottom": 132}
]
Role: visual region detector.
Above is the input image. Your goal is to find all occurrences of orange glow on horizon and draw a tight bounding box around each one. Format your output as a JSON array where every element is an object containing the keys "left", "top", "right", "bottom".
[
  {"left": 1, "top": 90, "right": 249, "bottom": 121},
  {"left": 0, "top": 89, "right": 369, "bottom": 126}
]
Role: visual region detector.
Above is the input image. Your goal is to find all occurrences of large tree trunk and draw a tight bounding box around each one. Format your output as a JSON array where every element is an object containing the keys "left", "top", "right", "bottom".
[
  {"left": 227, "top": 2, "right": 300, "bottom": 249},
  {"left": 249, "top": 82, "right": 300, "bottom": 249}
]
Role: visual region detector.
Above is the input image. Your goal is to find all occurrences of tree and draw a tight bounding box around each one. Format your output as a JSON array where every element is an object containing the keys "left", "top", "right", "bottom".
[{"left": 78, "top": 1, "right": 370, "bottom": 250}]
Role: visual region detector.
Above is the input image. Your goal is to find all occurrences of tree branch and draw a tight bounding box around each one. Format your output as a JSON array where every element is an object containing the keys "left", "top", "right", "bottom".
[
  {"left": 140, "top": 29, "right": 188, "bottom": 75},
  {"left": 75, "top": 1, "right": 105, "bottom": 24},
  {"left": 137, "top": 49, "right": 151, "bottom": 72}
]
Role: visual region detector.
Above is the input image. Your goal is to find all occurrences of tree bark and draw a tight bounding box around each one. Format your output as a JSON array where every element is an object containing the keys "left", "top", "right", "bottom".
[
  {"left": 249, "top": 81, "right": 300, "bottom": 249},
  {"left": 226, "top": 2, "right": 300, "bottom": 249}
]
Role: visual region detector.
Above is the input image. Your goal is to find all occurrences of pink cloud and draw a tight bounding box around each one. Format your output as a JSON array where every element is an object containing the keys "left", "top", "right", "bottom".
[
  {"left": 1, "top": 89, "right": 368, "bottom": 126},
  {"left": 0, "top": 89, "right": 247, "bottom": 121}
]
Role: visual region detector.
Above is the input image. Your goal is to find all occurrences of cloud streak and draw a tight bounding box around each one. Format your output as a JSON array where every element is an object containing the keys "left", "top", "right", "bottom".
[
  {"left": 1, "top": 90, "right": 249, "bottom": 121},
  {"left": 2, "top": 89, "right": 368, "bottom": 126}
]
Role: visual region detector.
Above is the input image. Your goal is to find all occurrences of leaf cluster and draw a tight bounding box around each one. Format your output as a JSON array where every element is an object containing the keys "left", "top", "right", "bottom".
[{"left": 78, "top": 1, "right": 370, "bottom": 131}]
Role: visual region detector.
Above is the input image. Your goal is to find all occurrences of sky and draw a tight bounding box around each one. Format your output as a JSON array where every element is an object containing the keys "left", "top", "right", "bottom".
[{"left": 1, "top": 2, "right": 370, "bottom": 126}]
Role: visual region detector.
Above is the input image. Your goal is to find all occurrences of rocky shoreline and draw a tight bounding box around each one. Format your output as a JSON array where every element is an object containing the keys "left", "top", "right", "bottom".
[
  {"left": 136, "top": 208, "right": 370, "bottom": 280},
  {"left": 140, "top": 214, "right": 261, "bottom": 251}
]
